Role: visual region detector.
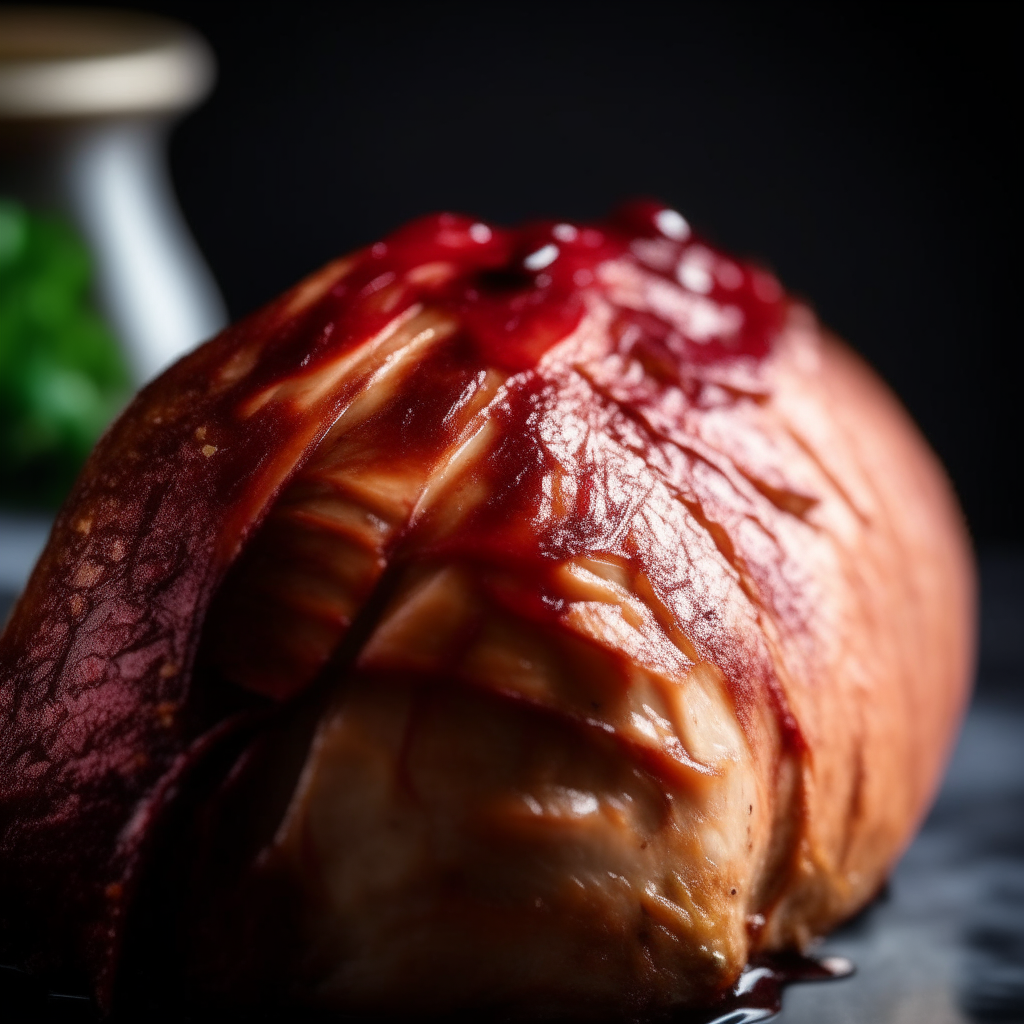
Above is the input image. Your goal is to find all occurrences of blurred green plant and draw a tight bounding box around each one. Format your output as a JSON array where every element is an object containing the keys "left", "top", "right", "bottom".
[{"left": 0, "top": 198, "right": 130, "bottom": 509}]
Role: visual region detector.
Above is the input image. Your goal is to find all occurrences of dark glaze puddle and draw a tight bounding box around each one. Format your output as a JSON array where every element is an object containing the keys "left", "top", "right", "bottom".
[
  {"left": 0, "top": 952, "right": 853, "bottom": 1023},
  {"left": 663, "top": 953, "right": 854, "bottom": 1023}
]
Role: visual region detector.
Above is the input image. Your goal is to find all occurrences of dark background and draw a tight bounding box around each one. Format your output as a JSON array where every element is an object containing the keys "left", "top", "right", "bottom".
[{"left": 51, "top": 1, "right": 1024, "bottom": 544}]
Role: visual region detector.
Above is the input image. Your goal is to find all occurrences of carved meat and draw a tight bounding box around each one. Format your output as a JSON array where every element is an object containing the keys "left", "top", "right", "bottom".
[{"left": 0, "top": 204, "right": 974, "bottom": 1017}]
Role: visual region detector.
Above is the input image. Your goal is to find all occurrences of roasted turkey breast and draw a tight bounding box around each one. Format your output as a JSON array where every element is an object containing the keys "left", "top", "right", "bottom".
[{"left": 0, "top": 203, "right": 974, "bottom": 1018}]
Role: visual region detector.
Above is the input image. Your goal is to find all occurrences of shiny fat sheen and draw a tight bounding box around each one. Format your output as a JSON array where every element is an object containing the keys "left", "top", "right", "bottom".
[{"left": 0, "top": 202, "right": 975, "bottom": 1018}]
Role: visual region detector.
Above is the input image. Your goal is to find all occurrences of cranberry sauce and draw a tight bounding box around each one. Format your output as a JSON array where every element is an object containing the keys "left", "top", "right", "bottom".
[{"left": 305, "top": 199, "right": 786, "bottom": 377}]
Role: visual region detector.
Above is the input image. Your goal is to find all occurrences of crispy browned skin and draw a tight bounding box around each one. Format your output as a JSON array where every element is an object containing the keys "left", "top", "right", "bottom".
[{"left": 0, "top": 208, "right": 974, "bottom": 1017}]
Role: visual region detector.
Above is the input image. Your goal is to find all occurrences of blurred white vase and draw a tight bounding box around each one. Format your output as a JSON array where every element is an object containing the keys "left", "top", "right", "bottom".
[{"left": 0, "top": 8, "right": 227, "bottom": 383}]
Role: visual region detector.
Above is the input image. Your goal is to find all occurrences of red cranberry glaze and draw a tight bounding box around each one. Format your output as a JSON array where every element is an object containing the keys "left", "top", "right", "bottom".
[{"left": 301, "top": 200, "right": 785, "bottom": 377}]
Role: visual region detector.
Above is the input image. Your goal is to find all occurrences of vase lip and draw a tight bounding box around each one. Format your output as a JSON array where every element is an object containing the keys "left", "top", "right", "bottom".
[{"left": 0, "top": 8, "right": 215, "bottom": 120}]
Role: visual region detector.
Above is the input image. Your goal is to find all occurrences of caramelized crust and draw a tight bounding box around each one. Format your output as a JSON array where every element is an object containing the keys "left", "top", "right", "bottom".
[{"left": 0, "top": 205, "right": 974, "bottom": 1016}]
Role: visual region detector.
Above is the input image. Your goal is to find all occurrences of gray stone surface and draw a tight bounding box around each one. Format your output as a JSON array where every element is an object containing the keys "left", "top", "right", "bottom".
[
  {"left": 778, "top": 701, "right": 1024, "bottom": 1023},
  {"left": 779, "top": 549, "right": 1024, "bottom": 1023},
  {"left": 0, "top": 513, "right": 51, "bottom": 596}
]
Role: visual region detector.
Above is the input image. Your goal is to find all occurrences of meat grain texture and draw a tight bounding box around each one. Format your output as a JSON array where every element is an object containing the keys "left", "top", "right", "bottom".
[{"left": 0, "top": 204, "right": 974, "bottom": 1018}]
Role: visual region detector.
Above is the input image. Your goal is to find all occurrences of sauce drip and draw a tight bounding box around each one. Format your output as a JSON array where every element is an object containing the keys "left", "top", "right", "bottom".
[
  {"left": 666, "top": 952, "right": 855, "bottom": 1023},
  {"left": 0, "top": 952, "right": 852, "bottom": 1020}
]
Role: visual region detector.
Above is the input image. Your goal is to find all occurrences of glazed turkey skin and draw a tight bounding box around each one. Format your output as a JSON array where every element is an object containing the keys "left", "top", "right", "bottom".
[{"left": 0, "top": 204, "right": 974, "bottom": 1018}]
